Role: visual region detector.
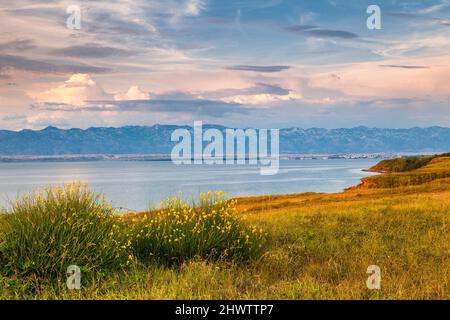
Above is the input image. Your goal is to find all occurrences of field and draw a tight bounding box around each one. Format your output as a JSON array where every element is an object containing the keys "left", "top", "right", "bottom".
[{"left": 0, "top": 156, "right": 449, "bottom": 300}]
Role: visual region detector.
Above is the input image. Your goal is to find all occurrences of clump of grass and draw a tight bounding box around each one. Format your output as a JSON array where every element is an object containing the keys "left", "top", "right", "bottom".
[
  {"left": 130, "top": 191, "right": 265, "bottom": 265},
  {"left": 0, "top": 182, "right": 131, "bottom": 279}
]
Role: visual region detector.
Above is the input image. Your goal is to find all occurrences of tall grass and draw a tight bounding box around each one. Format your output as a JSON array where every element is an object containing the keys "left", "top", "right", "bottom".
[
  {"left": 0, "top": 182, "right": 130, "bottom": 278},
  {"left": 129, "top": 192, "right": 266, "bottom": 265}
]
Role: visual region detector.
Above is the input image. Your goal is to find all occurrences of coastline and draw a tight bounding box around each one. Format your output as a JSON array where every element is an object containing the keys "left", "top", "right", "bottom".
[
  {"left": 0, "top": 152, "right": 427, "bottom": 163},
  {"left": 0, "top": 159, "right": 379, "bottom": 211}
]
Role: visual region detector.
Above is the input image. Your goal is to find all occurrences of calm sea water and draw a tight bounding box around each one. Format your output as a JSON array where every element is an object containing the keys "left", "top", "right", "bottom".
[{"left": 0, "top": 159, "right": 379, "bottom": 211}]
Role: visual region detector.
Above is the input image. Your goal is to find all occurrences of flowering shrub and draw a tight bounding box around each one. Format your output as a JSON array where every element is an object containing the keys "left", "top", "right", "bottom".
[
  {"left": 0, "top": 182, "right": 131, "bottom": 278},
  {"left": 130, "top": 191, "right": 266, "bottom": 264},
  {"left": 0, "top": 185, "right": 266, "bottom": 280}
]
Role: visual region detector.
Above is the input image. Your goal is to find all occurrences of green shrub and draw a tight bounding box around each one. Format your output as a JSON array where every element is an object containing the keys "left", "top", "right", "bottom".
[
  {"left": 130, "top": 192, "right": 265, "bottom": 264},
  {"left": 0, "top": 182, "right": 131, "bottom": 278}
]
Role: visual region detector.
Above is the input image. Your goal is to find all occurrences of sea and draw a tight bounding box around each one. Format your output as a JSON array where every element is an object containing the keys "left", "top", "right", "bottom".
[{"left": 0, "top": 159, "right": 379, "bottom": 211}]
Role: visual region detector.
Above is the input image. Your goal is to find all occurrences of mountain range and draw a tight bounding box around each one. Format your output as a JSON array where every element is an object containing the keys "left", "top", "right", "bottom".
[{"left": 0, "top": 125, "right": 449, "bottom": 155}]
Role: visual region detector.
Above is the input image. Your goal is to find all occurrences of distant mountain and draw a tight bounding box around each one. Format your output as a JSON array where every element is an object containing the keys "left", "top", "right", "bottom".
[{"left": 0, "top": 125, "right": 449, "bottom": 155}]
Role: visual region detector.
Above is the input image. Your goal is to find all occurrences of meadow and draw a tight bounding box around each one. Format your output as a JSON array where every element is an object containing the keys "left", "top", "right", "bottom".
[{"left": 0, "top": 156, "right": 448, "bottom": 300}]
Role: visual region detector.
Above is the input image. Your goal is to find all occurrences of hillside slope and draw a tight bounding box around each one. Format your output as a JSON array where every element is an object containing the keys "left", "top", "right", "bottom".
[{"left": 353, "top": 154, "right": 450, "bottom": 189}]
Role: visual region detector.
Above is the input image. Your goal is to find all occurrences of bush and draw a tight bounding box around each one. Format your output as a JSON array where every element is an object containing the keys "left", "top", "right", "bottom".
[
  {"left": 0, "top": 182, "right": 131, "bottom": 278},
  {"left": 130, "top": 192, "right": 265, "bottom": 264}
]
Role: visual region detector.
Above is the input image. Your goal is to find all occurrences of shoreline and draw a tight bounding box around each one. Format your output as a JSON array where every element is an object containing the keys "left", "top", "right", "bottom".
[
  {"left": 0, "top": 152, "right": 430, "bottom": 163},
  {"left": 0, "top": 160, "right": 378, "bottom": 212}
]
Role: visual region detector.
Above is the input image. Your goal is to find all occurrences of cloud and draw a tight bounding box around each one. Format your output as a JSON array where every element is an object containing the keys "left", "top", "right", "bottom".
[
  {"left": 0, "top": 55, "right": 110, "bottom": 74},
  {"left": 27, "top": 73, "right": 245, "bottom": 118},
  {"left": 306, "top": 29, "right": 358, "bottom": 39},
  {"left": 114, "top": 86, "right": 150, "bottom": 100},
  {"left": 419, "top": 0, "right": 450, "bottom": 14},
  {"left": 149, "top": 82, "right": 300, "bottom": 105},
  {"left": 3, "top": 5, "right": 63, "bottom": 18},
  {"left": 237, "top": 0, "right": 283, "bottom": 10},
  {"left": 2, "top": 114, "right": 27, "bottom": 122},
  {"left": 285, "top": 25, "right": 358, "bottom": 39},
  {"left": 225, "top": 65, "right": 291, "bottom": 73},
  {"left": 204, "top": 83, "right": 290, "bottom": 98},
  {"left": 284, "top": 25, "right": 319, "bottom": 32},
  {"left": 29, "top": 74, "right": 112, "bottom": 105},
  {"left": 386, "top": 12, "right": 450, "bottom": 27},
  {"left": 49, "top": 44, "right": 134, "bottom": 58},
  {"left": 40, "top": 99, "right": 247, "bottom": 118},
  {"left": 184, "top": 0, "right": 206, "bottom": 16},
  {"left": 112, "top": 99, "right": 245, "bottom": 117},
  {"left": 379, "top": 65, "right": 430, "bottom": 69},
  {"left": 314, "top": 55, "right": 450, "bottom": 100},
  {"left": 26, "top": 111, "right": 72, "bottom": 128},
  {"left": 2, "top": 0, "right": 450, "bottom": 130},
  {"left": 203, "top": 82, "right": 302, "bottom": 105},
  {"left": 222, "top": 91, "right": 302, "bottom": 105},
  {"left": 0, "top": 39, "right": 35, "bottom": 51},
  {"left": 163, "top": 0, "right": 207, "bottom": 23},
  {"left": 85, "top": 11, "right": 157, "bottom": 36}
]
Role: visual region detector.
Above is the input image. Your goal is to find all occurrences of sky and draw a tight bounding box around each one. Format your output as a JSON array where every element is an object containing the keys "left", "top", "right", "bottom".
[{"left": 0, "top": 0, "right": 449, "bottom": 130}]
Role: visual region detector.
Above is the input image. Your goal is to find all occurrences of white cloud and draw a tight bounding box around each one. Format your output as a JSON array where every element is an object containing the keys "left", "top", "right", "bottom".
[
  {"left": 114, "top": 86, "right": 150, "bottom": 100},
  {"left": 29, "top": 74, "right": 112, "bottom": 106},
  {"left": 419, "top": 0, "right": 450, "bottom": 14},
  {"left": 184, "top": 0, "right": 206, "bottom": 16},
  {"left": 25, "top": 110, "right": 70, "bottom": 128},
  {"left": 29, "top": 74, "right": 152, "bottom": 107},
  {"left": 222, "top": 91, "right": 302, "bottom": 105}
]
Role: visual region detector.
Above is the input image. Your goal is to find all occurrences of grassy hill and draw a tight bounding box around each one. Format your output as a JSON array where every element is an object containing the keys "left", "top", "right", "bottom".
[
  {"left": 355, "top": 154, "right": 450, "bottom": 189},
  {"left": 367, "top": 155, "right": 435, "bottom": 173},
  {"left": 366, "top": 152, "right": 450, "bottom": 174},
  {"left": 0, "top": 156, "right": 449, "bottom": 300}
]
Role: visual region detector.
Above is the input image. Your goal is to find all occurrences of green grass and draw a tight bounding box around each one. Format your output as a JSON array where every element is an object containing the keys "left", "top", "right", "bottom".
[
  {"left": 0, "top": 157, "right": 449, "bottom": 300},
  {"left": 128, "top": 192, "right": 265, "bottom": 265},
  {"left": 368, "top": 156, "right": 434, "bottom": 173},
  {"left": 367, "top": 152, "right": 450, "bottom": 173},
  {"left": 0, "top": 182, "right": 130, "bottom": 278},
  {"left": 0, "top": 185, "right": 264, "bottom": 298},
  {"left": 359, "top": 156, "right": 450, "bottom": 189}
]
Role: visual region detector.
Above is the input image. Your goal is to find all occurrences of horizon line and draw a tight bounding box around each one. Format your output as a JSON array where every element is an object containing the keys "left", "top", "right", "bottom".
[{"left": 2, "top": 124, "right": 450, "bottom": 133}]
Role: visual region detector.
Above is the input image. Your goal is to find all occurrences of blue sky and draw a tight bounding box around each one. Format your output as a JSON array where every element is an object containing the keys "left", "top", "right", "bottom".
[{"left": 0, "top": 0, "right": 449, "bottom": 129}]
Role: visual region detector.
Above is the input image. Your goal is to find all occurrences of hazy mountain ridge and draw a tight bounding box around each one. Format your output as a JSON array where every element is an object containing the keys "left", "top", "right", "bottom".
[{"left": 0, "top": 125, "right": 449, "bottom": 155}]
